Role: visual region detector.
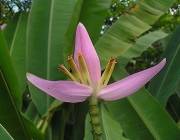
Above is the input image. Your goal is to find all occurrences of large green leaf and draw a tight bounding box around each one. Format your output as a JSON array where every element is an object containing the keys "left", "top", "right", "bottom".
[
  {"left": 27, "top": 0, "right": 77, "bottom": 115},
  {"left": 0, "top": 29, "right": 43, "bottom": 140},
  {"left": 0, "top": 124, "right": 13, "bottom": 140},
  {"left": 95, "top": 0, "right": 176, "bottom": 68},
  {"left": 0, "top": 29, "right": 22, "bottom": 110},
  {"left": 106, "top": 63, "right": 180, "bottom": 139},
  {"left": 3, "top": 12, "right": 28, "bottom": 93},
  {"left": 148, "top": 23, "right": 180, "bottom": 106}
]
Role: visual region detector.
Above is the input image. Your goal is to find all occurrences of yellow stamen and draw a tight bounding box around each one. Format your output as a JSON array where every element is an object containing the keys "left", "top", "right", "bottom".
[
  {"left": 78, "top": 53, "right": 92, "bottom": 86},
  {"left": 97, "top": 58, "right": 117, "bottom": 90},
  {"left": 59, "top": 64, "right": 78, "bottom": 82},
  {"left": 67, "top": 56, "right": 85, "bottom": 84}
]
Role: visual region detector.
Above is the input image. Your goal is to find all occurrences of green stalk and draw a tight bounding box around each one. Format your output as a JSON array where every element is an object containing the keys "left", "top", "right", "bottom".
[
  {"left": 88, "top": 96, "right": 102, "bottom": 140},
  {"left": 40, "top": 109, "right": 55, "bottom": 133}
]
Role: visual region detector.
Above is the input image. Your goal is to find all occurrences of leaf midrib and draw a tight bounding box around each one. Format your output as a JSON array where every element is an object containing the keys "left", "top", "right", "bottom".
[
  {"left": 46, "top": 0, "right": 54, "bottom": 109},
  {"left": 10, "top": 13, "right": 22, "bottom": 55},
  {"left": 155, "top": 44, "right": 180, "bottom": 99}
]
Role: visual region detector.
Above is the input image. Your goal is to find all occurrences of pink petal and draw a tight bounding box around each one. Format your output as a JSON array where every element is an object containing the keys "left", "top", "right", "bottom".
[
  {"left": 96, "top": 59, "right": 166, "bottom": 101},
  {"left": 74, "top": 23, "right": 101, "bottom": 87},
  {"left": 26, "top": 73, "right": 92, "bottom": 103},
  {"left": 1, "top": 24, "right": 6, "bottom": 30}
]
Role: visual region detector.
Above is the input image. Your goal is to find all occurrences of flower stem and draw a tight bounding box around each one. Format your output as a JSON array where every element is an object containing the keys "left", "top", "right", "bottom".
[
  {"left": 40, "top": 109, "right": 55, "bottom": 133},
  {"left": 88, "top": 97, "right": 102, "bottom": 140}
]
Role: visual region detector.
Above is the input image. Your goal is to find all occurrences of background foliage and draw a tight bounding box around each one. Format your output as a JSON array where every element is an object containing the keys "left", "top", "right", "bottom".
[{"left": 0, "top": 0, "right": 180, "bottom": 139}]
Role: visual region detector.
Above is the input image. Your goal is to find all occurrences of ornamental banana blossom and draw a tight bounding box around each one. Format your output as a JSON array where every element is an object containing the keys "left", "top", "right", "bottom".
[
  {"left": 26, "top": 23, "right": 166, "bottom": 103},
  {"left": 1, "top": 24, "right": 6, "bottom": 30}
]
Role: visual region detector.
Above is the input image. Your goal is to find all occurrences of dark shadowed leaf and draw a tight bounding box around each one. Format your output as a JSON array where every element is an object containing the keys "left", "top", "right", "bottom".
[
  {"left": 148, "top": 23, "right": 180, "bottom": 106},
  {"left": 0, "top": 29, "right": 43, "bottom": 140}
]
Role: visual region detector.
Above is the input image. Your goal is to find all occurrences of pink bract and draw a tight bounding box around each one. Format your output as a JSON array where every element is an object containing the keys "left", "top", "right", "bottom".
[{"left": 26, "top": 23, "right": 166, "bottom": 103}]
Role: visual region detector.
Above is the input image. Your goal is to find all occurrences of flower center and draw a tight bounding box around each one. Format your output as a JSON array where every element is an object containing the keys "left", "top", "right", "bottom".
[{"left": 59, "top": 54, "right": 116, "bottom": 92}]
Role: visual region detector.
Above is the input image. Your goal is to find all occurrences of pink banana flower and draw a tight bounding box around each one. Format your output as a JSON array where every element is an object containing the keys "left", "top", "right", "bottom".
[
  {"left": 1, "top": 24, "right": 6, "bottom": 30},
  {"left": 27, "top": 23, "right": 166, "bottom": 103}
]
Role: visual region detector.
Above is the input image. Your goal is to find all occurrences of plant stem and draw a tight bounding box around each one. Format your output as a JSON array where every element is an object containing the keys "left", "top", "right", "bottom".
[
  {"left": 88, "top": 96, "right": 102, "bottom": 140},
  {"left": 40, "top": 109, "right": 55, "bottom": 133}
]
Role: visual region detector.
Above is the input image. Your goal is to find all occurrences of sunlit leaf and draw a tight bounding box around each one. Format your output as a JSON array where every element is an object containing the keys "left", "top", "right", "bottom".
[
  {"left": 0, "top": 124, "right": 14, "bottom": 140},
  {"left": 117, "top": 29, "right": 169, "bottom": 68},
  {"left": 27, "top": 0, "right": 77, "bottom": 115},
  {"left": 95, "top": 0, "right": 176, "bottom": 68}
]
